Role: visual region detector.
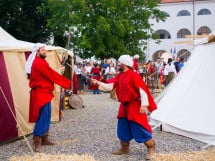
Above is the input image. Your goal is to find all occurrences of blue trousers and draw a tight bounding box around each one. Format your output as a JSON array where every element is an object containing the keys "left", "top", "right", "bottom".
[
  {"left": 33, "top": 102, "right": 51, "bottom": 137},
  {"left": 93, "top": 89, "right": 100, "bottom": 94},
  {"left": 117, "top": 118, "right": 152, "bottom": 143}
]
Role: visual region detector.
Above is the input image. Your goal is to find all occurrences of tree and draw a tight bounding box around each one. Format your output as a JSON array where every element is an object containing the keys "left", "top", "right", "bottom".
[
  {"left": 46, "top": 0, "right": 73, "bottom": 47},
  {"left": 68, "top": 0, "right": 165, "bottom": 59},
  {"left": 0, "top": 0, "right": 51, "bottom": 43}
]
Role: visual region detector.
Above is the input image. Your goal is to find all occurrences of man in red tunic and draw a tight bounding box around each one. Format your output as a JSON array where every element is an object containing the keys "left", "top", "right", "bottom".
[
  {"left": 25, "top": 43, "right": 71, "bottom": 152},
  {"left": 89, "top": 63, "right": 101, "bottom": 94},
  {"left": 133, "top": 54, "right": 140, "bottom": 72},
  {"left": 92, "top": 55, "right": 157, "bottom": 160}
]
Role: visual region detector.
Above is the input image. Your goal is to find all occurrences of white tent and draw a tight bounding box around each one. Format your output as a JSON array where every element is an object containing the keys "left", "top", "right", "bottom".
[
  {"left": 0, "top": 27, "right": 68, "bottom": 52},
  {"left": 151, "top": 34, "right": 215, "bottom": 146},
  {"left": 0, "top": 27, "right": 34, "bottom": 51}
]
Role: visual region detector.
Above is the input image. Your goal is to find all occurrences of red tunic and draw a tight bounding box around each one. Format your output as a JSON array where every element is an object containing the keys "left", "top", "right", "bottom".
[
  {"left": 73, "top": 73, "right": 78, "bottom": 94},
  {"left": 29, "top": 56, "right": 71, "bottom": 123},
  {"left": 108, "top": 69, "right": 157, "bottom": 133},
  {"left": 147, "top": 65, "right": 155, "bottom": 74},
  {"left": 89, "top": 67, "right": 101, "bottom": 90},
  {"left": 133, "top": 59, "right": 138, "bottom": 71}
]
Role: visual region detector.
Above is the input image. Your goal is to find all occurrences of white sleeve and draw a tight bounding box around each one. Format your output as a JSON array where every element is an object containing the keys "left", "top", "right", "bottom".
[
  {"left": 98, "top": 82, "right": 114, "bottom": 91},
  {"left": 139, "top": 87, "right": 149, "bottom": 106},
  {"left": 163, "top": 66, "right": 168, "bottom": 76}
]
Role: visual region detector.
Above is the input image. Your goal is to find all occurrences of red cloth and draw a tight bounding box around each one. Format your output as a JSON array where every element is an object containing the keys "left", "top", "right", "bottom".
[
  {"left": 29, "top": 56, "right": 71, "bottom": 123},
  {"left": 133, "top": 59, "right": 138, "bottom": 71},
  {"left": 73, "top": 73, "right": 78, "bottom": 94},
  {"left": 107, "top": 69, "right": 157, "bottom": 133},
  {"left": 89, "top": 67, "right": 101, "bottom": 90},
  {"left": 148, "top": 66, "right": 155, "bottom": 74}
]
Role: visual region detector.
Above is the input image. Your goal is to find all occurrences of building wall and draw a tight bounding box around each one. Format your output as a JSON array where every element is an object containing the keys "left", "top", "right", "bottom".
[{"left": 145, "top": 0, "right": 215, "bottom": 61}]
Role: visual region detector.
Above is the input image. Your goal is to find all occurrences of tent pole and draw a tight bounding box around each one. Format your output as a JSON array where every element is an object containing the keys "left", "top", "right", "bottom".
[{"left": 0, "top": 86, "right": 35, "bottom": 155}]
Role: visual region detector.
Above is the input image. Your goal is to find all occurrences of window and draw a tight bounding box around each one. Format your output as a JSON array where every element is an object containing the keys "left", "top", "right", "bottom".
[
  {"left": 177, "top": 28, "right": 191, "bottom": 38},
  {"left": 177, "top": 49, "right": 191, "bottom": 61},
  {"left": 155, "top": 29, "right": 171, "bottom": 39},
  {"left": 177, "top": 10, "right": 191, "bottom": 16},
  {"left": 197, "top": 9, "right": 212, "bottom": 15},
  {"left": 197, "top": 26, "right": 211, "bottom": 35}
]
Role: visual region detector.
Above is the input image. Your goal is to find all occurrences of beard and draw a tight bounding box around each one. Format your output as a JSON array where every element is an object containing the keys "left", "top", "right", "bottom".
[
  {"left": 117, "top": 64, "right": 124, "bottom": 72},
  {"left": 118, "top": 66, "right": 123, "bottom": 72},
  {"left": 39, "top": 53, "right": 46, "bottom": 59}
]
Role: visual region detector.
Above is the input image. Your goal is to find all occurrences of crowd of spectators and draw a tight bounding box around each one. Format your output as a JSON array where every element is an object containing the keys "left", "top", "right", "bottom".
[
  {"left": 71, "top": 55, "right": 186, "bottom": 96},
  {"left": 141, "top": 56, "right": 185, "bottom": 89}
]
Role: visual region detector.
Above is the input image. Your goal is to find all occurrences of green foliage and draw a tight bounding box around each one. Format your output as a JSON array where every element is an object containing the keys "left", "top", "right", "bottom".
[
  {"left": 61, "top": 0, "right": 166, "bottom": 59},
  {"left": 0, "top": 0, "right": 165, "bottom": 58},
  {"left": 0, "top": 0, "right": 51, "bottom": 43},
  {"left": 46, "top": 0, "right": 73, "bottom": 47}
]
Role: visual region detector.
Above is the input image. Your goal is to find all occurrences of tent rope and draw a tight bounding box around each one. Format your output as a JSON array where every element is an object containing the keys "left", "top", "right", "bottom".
[{"left": 0, "top": 86, "right": 35, "bottom": 155}]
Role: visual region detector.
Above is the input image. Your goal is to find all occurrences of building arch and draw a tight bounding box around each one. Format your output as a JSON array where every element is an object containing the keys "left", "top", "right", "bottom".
[
  {"left": 152, "top": 50, "right": 171, "bottom": 63},
  {"left": 177, "top": 49, "right": 191, "bottom": 61},
  {"left": 197, "top": 9, "right": 212, "bottom": 15},
  {"left": 197, "top": 26, "right": 211, "bottom": 35},
  {"left": 155, "top": 29, "right": 171, "bottom": 39},
  {"left": 177, "top": 10, "right": 191, "bottom": 16},
  {"left": 177, "top": 28, "right": 191, "bottom": 38},
  {"left": 152, "top": 50, "right": 165, "bottom": 61}
]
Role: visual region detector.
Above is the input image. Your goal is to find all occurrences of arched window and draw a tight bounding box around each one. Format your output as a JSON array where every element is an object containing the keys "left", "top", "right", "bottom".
[
  {"left": 161, "top": 11, "right": 170, "bottom": 17},
  {"left": 197, "top": 26, "right": 211, "bottom": 35},
  {"left": 155, "top": 29, "right": 171, "bottom": 39},
  {"left": 177, "top": 49, "right": 191, "bottom": 61},
  {"left": 177, "top": 10, "right": 191, "bottom": 16},
  {"left": 197, "top": 9, "right": 212, "bottom": 15},
  {"left": 177, "top": 28, "right": 191, "bottom": 38},
  {"left": 152, "top": 50, "right": 166, "bottom": 62}
]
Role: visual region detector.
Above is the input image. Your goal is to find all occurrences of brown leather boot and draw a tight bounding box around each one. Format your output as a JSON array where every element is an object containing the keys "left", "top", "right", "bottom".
[
  {"left": 110, "top": 89, "right": 116, "bottom": 99},
  {"left": 41, "top": 131, "right": 55, "bottom": 145},
  {"left": 33, "top": 136, "right": 42, "bottom": 152},
  {"left": 144, "top": 139, "right": 156, "bottom": 160},
  {"left": 112, "top": 141, "right": 130, "bottom": 155}
]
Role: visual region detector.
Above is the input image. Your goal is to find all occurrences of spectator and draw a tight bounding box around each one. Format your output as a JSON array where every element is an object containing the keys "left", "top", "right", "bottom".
[
  {"left": 75, "top": 63, "right": 85, "bottom": 94},
  {"left": 133, "top": 54, "right": 140, "bottom": 72},
  {"left": 174, "top": 57, "right": 180, "bottom": 73},
  {"left": 105, "top": 62, "right": 116, "bottom": 99},
  {"left": 164, "top": 58, "right": 177, "bottom": 86},
  {"left": 90, "top": 63, "right": 101, "bottom": 94},
  {"left": 178, "top": 57, "right": 185, "bottom": 72}
]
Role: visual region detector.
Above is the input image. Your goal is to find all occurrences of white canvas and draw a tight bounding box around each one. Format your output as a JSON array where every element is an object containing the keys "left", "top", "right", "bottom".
[{"left": 151, "top": 39, "right": 215, "bottom": 145}]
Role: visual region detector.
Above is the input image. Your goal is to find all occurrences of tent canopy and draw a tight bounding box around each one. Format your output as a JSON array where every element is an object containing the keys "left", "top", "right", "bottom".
[
  {"left": 151, "top": 34, "right": 215, "bottom": 146},
  {"left": 0, "top": 27, "right": 34, "bottom": 51}
]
